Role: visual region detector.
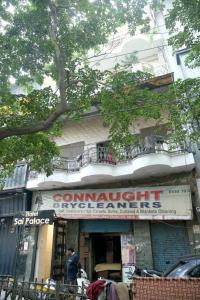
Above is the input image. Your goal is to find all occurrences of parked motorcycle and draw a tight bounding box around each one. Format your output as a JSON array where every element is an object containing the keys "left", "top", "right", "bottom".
[{"left": 128, "top": 266, "right": 162, "bottom": 279}]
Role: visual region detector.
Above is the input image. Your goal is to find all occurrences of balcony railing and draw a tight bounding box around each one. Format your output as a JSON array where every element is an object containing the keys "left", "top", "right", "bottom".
[
  {"left": 50, "top": 136, "right": 188, "bottom": 173},
  {"left": 52, "top": 157, "right": 79, "bottom": 172}
]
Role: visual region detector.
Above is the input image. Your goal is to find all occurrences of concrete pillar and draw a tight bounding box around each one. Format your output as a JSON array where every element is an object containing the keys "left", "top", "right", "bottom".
[
  {"left": 34, "top": 224, "right": 54, "bottom": 280},
  {"left": 192, "top": 146, "right": 200, "bottom": 223},
  {"left": 66, "top": 220, "right": 79, "bottom": 251},
  {"left": 192, "top": 223, "right": 200, "bottom": 254},
  {"left": 187, "top": 220, "right": 200, "bottom": 255},
  {"left": 134, "top": 221, "right": 153, "bottom": 269}
]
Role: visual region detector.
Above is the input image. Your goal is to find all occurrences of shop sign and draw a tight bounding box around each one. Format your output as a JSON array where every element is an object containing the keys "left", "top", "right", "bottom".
[
  {"left": 13, "top": 210, "right": 54, "bottom": 226},
  {"left": 122, "top": 265, "right": 136, "bottom": 283},
  {"left": 33, "top": 185, "right": 192, "bottom": 220}
]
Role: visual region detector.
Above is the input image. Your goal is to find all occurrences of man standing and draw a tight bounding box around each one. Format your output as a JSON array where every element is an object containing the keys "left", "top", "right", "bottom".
[{"left": 64, "top": 247, "right": 80, "bottom": 284}]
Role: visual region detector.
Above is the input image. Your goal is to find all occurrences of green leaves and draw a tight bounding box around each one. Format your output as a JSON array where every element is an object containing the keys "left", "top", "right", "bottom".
[
  {"left": 100, "top": 69, "right": 162, "bottom": 150},
  {"left": 165, "top": 0, "right": 200, "bottom": 68},
  {"left": 0, "top": 132, "right": 59, "bottom": 176},
  {"left": 0, "top": 88, "right": 59, "bottom": 128},
  {"left": 2, "top": 0, "right": 156, "bottom": 178},
  {"left": 161, "top": 78, "right": 200, "bottom": 146},
  {"left": 1, "top": 0, "right": 200, "bottom": 180}
]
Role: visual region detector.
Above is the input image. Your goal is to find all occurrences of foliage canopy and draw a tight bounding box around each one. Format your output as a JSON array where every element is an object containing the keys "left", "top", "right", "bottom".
[
  {"left": 0, "top": 0, "right": 152, "bottom": 176},
  {"left": 1, "top": 0, "right": 200, "bottom": 181}
]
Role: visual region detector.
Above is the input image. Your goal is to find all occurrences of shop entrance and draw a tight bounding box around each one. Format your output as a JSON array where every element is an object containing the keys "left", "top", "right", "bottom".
[
  {"left": 92, "top": 234, "right": 121, "bottom": 265},
  {"left": 52, "top": 219, "right": 68, "bottom": 281},
  {"left": 79, "top": 220, "right": 133, "bottom": 281},
  {"left": 91, "top": 234, "right": 121, "bottom": 281}
]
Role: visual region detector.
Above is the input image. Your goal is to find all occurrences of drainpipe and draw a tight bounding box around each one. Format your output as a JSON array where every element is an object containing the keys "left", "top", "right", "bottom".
[{"left": 191, "top": 145, "right": 200, "bottom": 223}]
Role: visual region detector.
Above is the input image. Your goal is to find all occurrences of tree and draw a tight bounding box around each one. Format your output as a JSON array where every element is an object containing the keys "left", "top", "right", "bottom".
[
  {"left": 0, "top": 0, "right": 153, "bottom": 177},
  {"left": 165, "top": 0, "right": 200, "bottom": 68},
  {"left": 152, "top": 0, "right": 200, "bottom": 145},
  {"left": 99, "top": 70, "right": 200, "bottom": 154},
  {"left": 162, "top": 78, "right": 200, "bottom": 146},
  {"left": 103, "top": 0, "right": 200, "bottom": 151},
  {"left": 99, "top": 0, "right": 200, "bottom": 153},
  {"left": 99, "top": 69, "right": 162, "bottom": 150},
  {"left": 1, "top": 0, "right": 199, "bottom": 182}
]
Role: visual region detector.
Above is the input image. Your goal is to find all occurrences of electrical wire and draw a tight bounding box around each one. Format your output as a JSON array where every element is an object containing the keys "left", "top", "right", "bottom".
[
  {"left": 88, "top": 28, "right": 169, "bottom": 62},
  {"left": 89, "top": 44, "right": 168, "bottom": 63}
]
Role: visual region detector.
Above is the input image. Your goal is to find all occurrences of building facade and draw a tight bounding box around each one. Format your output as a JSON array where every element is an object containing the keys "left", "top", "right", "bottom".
[
  {"left": 26, "top": 75, "right": 200, "bottom": 281},
  {"left": 3, "top": 1, "right": 200, "bottom": 281},
  {"left": 0, "top": 164, "right": 37, "bottom": 279}
]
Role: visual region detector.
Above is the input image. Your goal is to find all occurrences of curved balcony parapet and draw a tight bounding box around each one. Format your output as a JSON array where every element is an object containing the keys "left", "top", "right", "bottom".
[{"left": 51, "top": 138, "right": 189, "bottom": 173}]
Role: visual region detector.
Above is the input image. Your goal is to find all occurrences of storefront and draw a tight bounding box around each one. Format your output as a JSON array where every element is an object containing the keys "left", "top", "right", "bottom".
[
  {"left": 151, "top": 221, "right": 191, "bottom": 272},
  {"left": 0, "top": 189, "right": 35, "bottom": 279},
  {"left": 32, "top": 185, "right": 193, "bottom": 281},
  {"left": 13, "top": 210, "right": 54, "bottom": 280}
]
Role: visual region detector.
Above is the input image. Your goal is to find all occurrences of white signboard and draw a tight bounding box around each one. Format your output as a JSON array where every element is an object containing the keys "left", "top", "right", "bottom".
[
  {"left": 122, "top": 265, "right": 136, "bottom": 283},
  {"left": 33, "top": 185, "right": 192, "bottom": 220}
]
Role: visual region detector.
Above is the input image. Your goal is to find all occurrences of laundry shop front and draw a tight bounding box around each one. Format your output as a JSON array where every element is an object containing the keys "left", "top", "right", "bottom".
[{"left": 32, "top": 185, "right": 193, "bottom": 281}]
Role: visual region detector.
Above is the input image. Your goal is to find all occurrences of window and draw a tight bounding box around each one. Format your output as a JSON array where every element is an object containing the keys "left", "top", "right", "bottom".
[{"left": 189, "top": 264, "right": 200, "bottom": 278}]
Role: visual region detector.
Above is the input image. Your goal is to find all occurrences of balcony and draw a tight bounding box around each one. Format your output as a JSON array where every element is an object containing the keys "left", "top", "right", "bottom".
[{"left": 27, "top": 136, "right": 195, "bottom": 190}]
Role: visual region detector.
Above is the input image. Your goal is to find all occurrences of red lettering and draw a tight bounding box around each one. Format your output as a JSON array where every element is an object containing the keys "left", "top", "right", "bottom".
[
  {"left": 151, "top": 190, "right": 163, "bottom": 200},
  {"left": 109, "top": 192, "right": 121, "bottom": 201},
  {"left": 122, "top": 192, "right": 135, "bottom": 201},
  {"left": 63, "top": 193, "right": 73, "bottom": 202},
  {"left": 97, "top": 193, "right": 108, "bottom": 201},
  {"left": 85, "top": 193, "right": 97, "bottom": 201},
  {"left": 137, "top": 191, "right": 149, "bottom": 201},
  {"left": 53, "top": 194, "right": 62, "bottom": 202},
  {"left": 74, "top": 193, "right": 84, "bottom": 201}
]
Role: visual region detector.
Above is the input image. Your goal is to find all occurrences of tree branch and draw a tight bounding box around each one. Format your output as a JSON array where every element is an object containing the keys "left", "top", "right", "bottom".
[
  {"left": 48, "top": 0, "right": 68, "bottom": 109},
  {"left": 0, "top": 106, "right": 68, "bottom": 139},
  {"left": 0, "top": 0, "right": 71, "bottom": 140}
]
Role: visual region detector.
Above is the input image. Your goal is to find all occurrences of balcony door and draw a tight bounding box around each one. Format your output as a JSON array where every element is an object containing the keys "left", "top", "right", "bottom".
[{"left": 96, "top": 141, "right": 115, "bottom": 163}]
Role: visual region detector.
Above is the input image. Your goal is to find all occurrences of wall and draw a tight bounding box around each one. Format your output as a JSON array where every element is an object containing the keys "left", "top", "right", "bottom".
[
  {"left": 131, "top": 277, "right": 200, "bottom": 300},
  {"left": 134, "top": 221, "right": 153, "bottom": 269},
  {"left": 153, "top": 0, "right": 200, "bottom": 81},
  {"left": 60, "top": 142, "right": 84, "bottom": 159},
  {"left": 54, "top": 115, "right": 163, "bottom": 147},
  {"left": 87, "top": 22, "right": 165, "bottom": 76},
  {"left": 54, "top": 116, "right": 109, "bottom": 147}
]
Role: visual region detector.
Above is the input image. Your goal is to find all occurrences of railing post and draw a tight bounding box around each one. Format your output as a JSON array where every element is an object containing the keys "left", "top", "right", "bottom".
[
  {"left": 40, "top": 278, "right": 44, "bottom": 300},
  {"left": 55, "top": 280, "right": 60, "bottom": 300},
  {"left": 11, "top": 278, "right": 17, "bottom": 300},
  {"left": 81, "top": 281, "right": 84, "bottom": 298},
  {"left": 34, "top": 278, "right": 37, "bottom": 300},
  {"left": 0, "top": 277, "right": 3, "bottom": 299}
]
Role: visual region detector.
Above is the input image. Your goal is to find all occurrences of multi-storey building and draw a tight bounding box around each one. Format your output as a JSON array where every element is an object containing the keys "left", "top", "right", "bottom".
[
  {"left": 151, "top": 0, "right": 200, "bottom": 80},
  {"left": 1, "top": 1, "right": 200, "bottom": 282},
  {"left": 25, "top": 74, "right": 199, "bottom": 282},
  {"left": 24, "top": 8, "right": 200, "bottom": 281}
]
